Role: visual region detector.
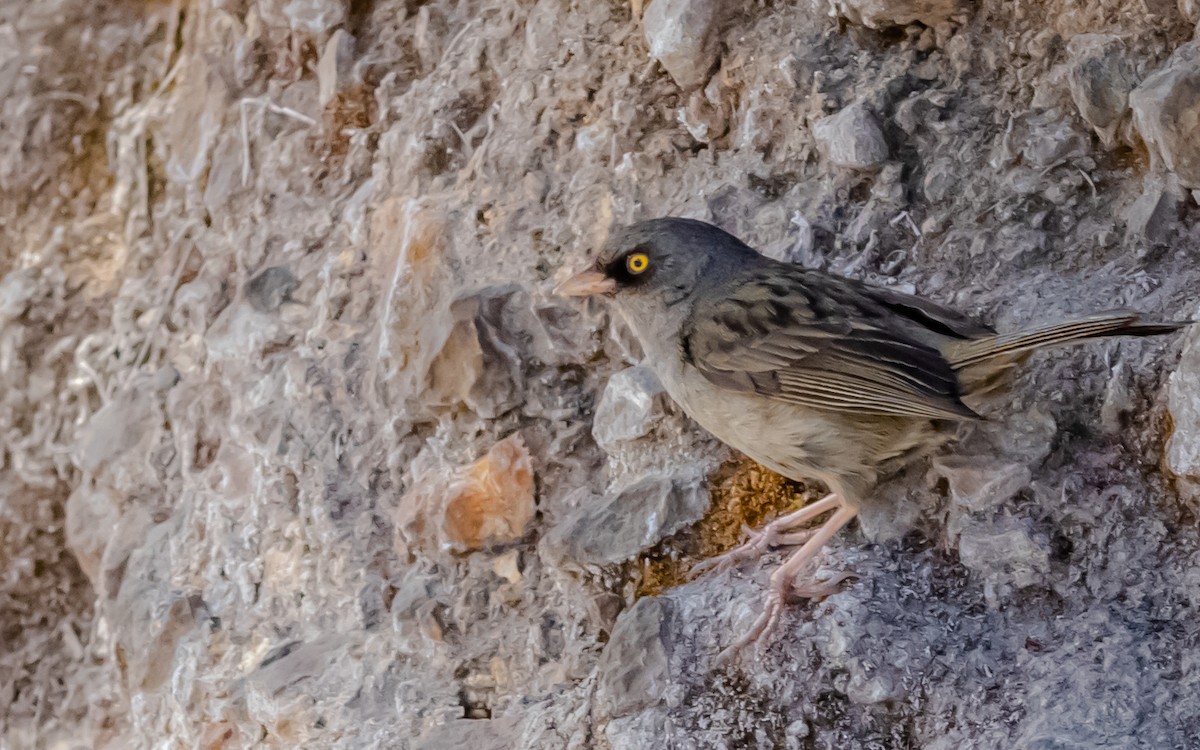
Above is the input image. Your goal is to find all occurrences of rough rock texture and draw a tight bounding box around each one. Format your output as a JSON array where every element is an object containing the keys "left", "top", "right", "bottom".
[
  {"left": 827, "top": 0, "right": 960, "bottom": 29},
  {"left": 813, "top": 102, "right": 890, "bottom": 170},
  {"left": 3, "top": 1, "right": 1200, "bottom": 749},
  {"left": 1130, "top": 40, "right": 1200, "bottom": 188},
  {"left": 643, "top": 0, "right": 723, "bottom": 89}
]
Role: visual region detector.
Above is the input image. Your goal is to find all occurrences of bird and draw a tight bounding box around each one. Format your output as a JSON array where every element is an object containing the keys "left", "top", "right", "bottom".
[{"left": 555, "top": 216, "right": 1188, "bottom": 657}]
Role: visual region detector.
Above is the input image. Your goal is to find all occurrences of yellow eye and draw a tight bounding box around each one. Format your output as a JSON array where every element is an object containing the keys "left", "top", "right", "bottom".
[{"left": 626, "top": 252, "right": 650, "bottom": 274}]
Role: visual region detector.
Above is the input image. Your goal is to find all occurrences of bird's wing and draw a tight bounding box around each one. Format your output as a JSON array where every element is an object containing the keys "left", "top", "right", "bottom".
[{"left": 681, "top": 268, "right": 980, "bottom": 420}]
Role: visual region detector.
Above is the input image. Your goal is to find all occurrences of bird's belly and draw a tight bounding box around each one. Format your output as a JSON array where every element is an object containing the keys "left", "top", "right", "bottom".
[
  {"left": 663, "top": 366, "right": 837, "bottom": 481},
  {"left": 655, "top": 362, "right": 939, "bottom": 504}
]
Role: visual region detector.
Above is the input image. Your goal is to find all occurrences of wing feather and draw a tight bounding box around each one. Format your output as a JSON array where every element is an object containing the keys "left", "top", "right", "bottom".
[{"left": 682, "top": 268, "right": 980, "bottom": 421}]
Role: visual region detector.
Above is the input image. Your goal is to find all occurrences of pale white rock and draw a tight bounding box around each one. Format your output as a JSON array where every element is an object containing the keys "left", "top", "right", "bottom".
[
  {"left": 259, "top": 0, "right": 347, "bottom": 35},
  {"left": 826, "top": 0, "right": 959, "bottom": 29},
  {"left": 317, "top": 29, "right": 356, "bottom": 107},
  {"left": 958, "top": 516, "right": 1050, "bottom": 601},
  {"left": 1166, "top": 320, "right": 1200, "bottom": 502},
  {"left": 1130, "top": 42, "right": 1200, "bottom": 188},
  {"left": 592, "top": 366, "right": 667, "bottom": 451},
  {"left": 813, "top": 102, "right": 889, "bottom": 169},
  {"left": 0, "top": 270, "right": 34, "bottom": 322},
  {"left": 643, "top": 0, "right": 722, "bottom": 89}
]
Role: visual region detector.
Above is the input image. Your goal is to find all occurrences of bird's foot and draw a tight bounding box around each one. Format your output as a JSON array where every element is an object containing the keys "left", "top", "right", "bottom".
[
  {"left": 690, "top": 493, "right": 840, "bottom": 579},
  {"left": 690, "top": 524, "right": 817, "bottom": 579},
  {"left": 716, "top": 502, "right": 859, "bottom": 663}
]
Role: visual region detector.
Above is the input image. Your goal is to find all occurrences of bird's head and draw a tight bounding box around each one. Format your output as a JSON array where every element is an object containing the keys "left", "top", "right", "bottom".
[{"left": 554, "top": 217, "right": 760, "bottom": 307}]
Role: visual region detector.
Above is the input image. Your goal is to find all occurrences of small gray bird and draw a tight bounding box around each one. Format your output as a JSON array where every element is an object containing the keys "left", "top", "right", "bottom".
[{"left": 556, "top": 217, "right": 1187, "bottom": 655}]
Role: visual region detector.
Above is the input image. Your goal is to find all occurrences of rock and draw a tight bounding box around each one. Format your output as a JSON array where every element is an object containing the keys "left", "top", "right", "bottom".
[
  {"left": 813, "top": 102, "right": 889, "bottom": 170},
  {"left": 245, "top": 266, "right": 299, "bottom": 312},
  {"left": 424, "top": 286, "right": 528, "bottom": 419},
  {"left": 591, "top": 366, "right": 668, "bottom": 452},
  {"left": 1166, "top": 321, "right": 1200, "bottom": 502},
  {"left": 0, "top": 269, "right": 35, "bottom": 322},
  {"left": 161, "top": 58, "right": 227, "bottom": 185},
  {"left": 1020, "top": 109, "right": 1089, "bottom": 169},
  {"left": 259, "top": 0, "right": 347, "bottom": 35},
  {"left": 958, "top": 516, "right": 1050, "bottom": 602},
  {"left": 317, "top": 29, "right": 356, "bottom": 107},
  {"left": 202, "top": 132, "right": 247, "bottom": 219},
  {"left": 845, "top": 666, "right": 906, "bottom": 704},
  {"left": 934, "top": 457, "right": 1031, "bottom": 514},
  {"left": 643, "top": 0, "right": 722, "bottom": 89},
  {"left": 1123, "top": 174, "right": 1183, "bottom": 245},
  {"left": 606, "top": 710, "right": 670, "bottom": 750},
  {"left": 395, "top": 433, "right": 536, "bottom": 554},
  {"left": 825, "top": 0, "right": 959, "bottom": 29},
  {"left": 415, "top": 716, "right": 522, "bottom": 750},
  {"left": 74, "top": 389, "right": 156, "bottom": 474},
  {"left": 544, "top": 473, "right": 709, "bottom": 566},
  {"left": 1066, "top": 34, "right": 1136, "bottom": 148},
  {"left": 1130, "top": 42, "right": 1200, "bottom": 188},
  {"left": 1181, "top": 0, "right": 1200, "bottom": 24},
  {"left": 64, "top": 484, "right": 122, "bottom": 585},
  {"left": 598, "top": 596, "right": 675, "bottom": 717},
  {"left": 108, "top": 518, "right": 206, "bottom": 692},
  {"left": 244, "top": 634, "right": 358, "bottom": 742}
]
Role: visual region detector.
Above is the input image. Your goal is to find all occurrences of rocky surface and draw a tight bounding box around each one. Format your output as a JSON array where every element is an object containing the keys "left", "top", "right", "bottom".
[{"left": 3, "top": 0, "right": 1200, "bottom": 748}]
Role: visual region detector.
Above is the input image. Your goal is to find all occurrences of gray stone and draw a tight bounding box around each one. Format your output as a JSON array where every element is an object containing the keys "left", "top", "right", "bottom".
[
  {"left": 845, "top": 665, "right": 906, "bottom": 704},
  {"left": 544, "top": 473, "right": 709, "bottom": 566},
  {"left": 934, "top": 456, "right": 1031, "bottom": 514},
  {"left": 1130, "top": 41, "right": 1200, "bottom": 188},
  {"left": 592, "top": 366, "right": 667, "bottom": 451},
  {"left": 424, "top": 286, "right": 530, "bottom": 419},
  {"left": 825, "top": 0, "right": 959, "bottom": 29},
  {"left": 813, "top": 102, "right": 889, "bottom": 170},
  {"left": 643, "top": 0, "right": 722, "bottom": 89},
  {"left": 598, "top": 596, "right": 675, "bottom": 717},
  {"left": 1123, "top": 175, "right": 1183, "bottom": 245},
  {"left": 245, "top": 266, "right": 299, "bottom": 312},
  {"left": 958, "top": 516, "right": 1050, "bottom": 600},
  {"left": 1066, "top": 34, "right": 1136, "bottom": 148},
  {"left": 1021, "top": 109, "right": 1089, "bottom": 168}
]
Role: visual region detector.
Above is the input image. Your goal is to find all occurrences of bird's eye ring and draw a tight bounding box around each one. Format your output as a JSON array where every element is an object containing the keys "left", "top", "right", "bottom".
[{"left": 626, "top": 252, "right": 650, "bottom": 274}]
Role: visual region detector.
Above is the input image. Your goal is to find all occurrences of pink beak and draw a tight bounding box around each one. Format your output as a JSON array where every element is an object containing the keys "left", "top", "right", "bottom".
[{"left": 553, "top": 268, "right": 616, "bottom": 297}]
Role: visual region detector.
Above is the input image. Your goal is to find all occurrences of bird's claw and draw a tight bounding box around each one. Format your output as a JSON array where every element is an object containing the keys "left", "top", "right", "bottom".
[
  {"left": 690, "top": 525, "right": 818, "bottom": 580},
  {"left": 715, "top": 568, "right": 857, "bottom": 664}
]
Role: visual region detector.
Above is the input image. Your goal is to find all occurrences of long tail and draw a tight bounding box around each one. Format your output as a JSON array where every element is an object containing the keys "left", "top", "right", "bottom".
[{"left": 944, "top": 310, "right": 1190, "bottom": 370}]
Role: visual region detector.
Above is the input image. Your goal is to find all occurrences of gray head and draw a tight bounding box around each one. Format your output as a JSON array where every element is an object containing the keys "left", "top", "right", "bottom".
[{"left": 554, "top": 218, "right": 762, "bottom": 308}]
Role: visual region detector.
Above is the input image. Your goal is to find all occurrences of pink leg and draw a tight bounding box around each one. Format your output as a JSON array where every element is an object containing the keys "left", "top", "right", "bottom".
[
  {"left": 691, "top": 493, "right": 840, "bottom": 578},
  {"left": 718, "top": 501, "right": 859, "bottom": 662}
]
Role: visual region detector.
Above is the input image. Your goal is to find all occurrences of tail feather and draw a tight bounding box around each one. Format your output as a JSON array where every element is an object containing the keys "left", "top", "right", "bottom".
[{"left": 945, "top": 310, "right": 1190, "bottom": 370}]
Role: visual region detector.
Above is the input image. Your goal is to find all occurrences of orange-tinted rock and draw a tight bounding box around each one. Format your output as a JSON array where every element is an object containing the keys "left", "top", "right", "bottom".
[
  {"left": 396, "top": 433, "right": 535, "bottom": 555},
  {"left": 443, "top": 434, "right": 535, "bottom": 549}
]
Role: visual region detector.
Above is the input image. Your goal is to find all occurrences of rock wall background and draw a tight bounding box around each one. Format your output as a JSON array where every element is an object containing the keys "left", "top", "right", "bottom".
[{"left": 4, "top": 0, "right": 1200, "bottom": 747}]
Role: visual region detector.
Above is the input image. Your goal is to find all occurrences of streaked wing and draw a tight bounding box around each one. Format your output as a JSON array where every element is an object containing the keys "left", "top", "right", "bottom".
[{"left": 681, "top": 268, "right": 980, "bottom": 420}]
